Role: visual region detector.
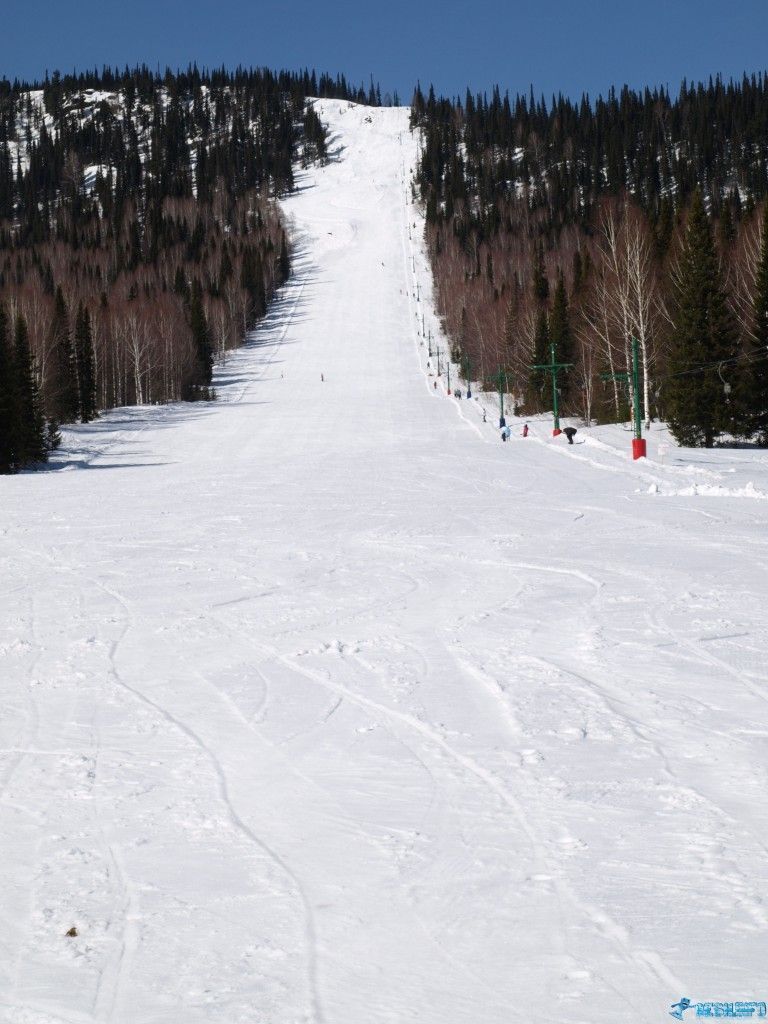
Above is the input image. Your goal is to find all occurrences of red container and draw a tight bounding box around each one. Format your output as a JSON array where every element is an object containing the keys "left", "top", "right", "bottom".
[
  {"left": 632, "top": 438, "right": 647, "bottom": 460},
  {"left": 552, "top": 428, "right": 562, "bottom": 437}
]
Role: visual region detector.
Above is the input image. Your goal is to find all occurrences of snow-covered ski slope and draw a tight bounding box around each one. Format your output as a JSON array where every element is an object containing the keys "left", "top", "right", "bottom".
[{"left": 2, "top": 99, "right": 768, "bottom": 1024}]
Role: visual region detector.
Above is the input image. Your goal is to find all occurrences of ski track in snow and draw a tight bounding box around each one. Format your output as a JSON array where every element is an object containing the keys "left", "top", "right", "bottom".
[{"left": 1, "top": 99, "right": 768, "bottom": 1022}]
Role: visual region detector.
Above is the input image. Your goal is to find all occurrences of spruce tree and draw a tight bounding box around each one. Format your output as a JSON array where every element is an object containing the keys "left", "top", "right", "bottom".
[
  {"left": 45, "top": 419, "right": 62, "bottom": 453},
  {"left": 0, "top": 304, "right": 14, "bottom": 473},
  {"left": 572, "top": 251, "right": 584, "bottom": 294},
  {"left": 174, "top": 264, "right": 189, "bottom": 298},
  {"left": 717, "top": 201, "right": 735, "bottom": 251},
  {"left": 241, "top": 249, "right": 266, "bottom": 325},
  {"left": 48, "top": 286, "right": 80, "bottom": 423},
  {"left": 279, "top": 233, "right": 290, "bottom": 281},
  {"left": 74, "top": 303, "right": 97, "bottom": 423},
  {"left": 529, "top": 308, "right": 550, "bottom": 409},
  {"left": 532, "top": 241, "right": 549, "bottom": 303},
  {"left": 667, "top": 190, "right": 740, "bottom": 447},
  {"left": 741, "top": 201, "right": 768, "bottom": 441},
  {"left": 549, "top": 272, "right": 573, "bottom": 366},
  {"left": 13, "top": 313, "right": 47, "bottom": 466},
  {"left": 189, "top": 281, "right": 213, "bottom": 395},
  {"left": 503, "top": 291, "right": 518, "bottom": 354}
]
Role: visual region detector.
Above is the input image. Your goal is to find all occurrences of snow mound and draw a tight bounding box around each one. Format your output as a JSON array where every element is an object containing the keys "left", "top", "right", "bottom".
[{"left": 647, "top": 479, "right": 768, "bottom": 499}]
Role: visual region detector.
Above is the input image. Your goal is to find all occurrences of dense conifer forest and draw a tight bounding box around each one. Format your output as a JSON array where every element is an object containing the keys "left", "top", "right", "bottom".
[
  {"left": 4, "top": 64, "right": 768, "bottom": 469},
  {"left": 411, "top": 75, "right": 768, "bottom": 445},
  {"left": 0, "top": 65, "right": 380, "bottom": 471}
]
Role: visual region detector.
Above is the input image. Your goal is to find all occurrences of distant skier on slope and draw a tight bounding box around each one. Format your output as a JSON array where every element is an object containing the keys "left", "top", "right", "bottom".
[
  {"left": 522, "top": 423, "right": 529, "bottom": 437},
  {"left": 563, "top": 426, "right": 577, "bottom": 444},
  {"left": 501, "top": 425, "right": 511, "bottom": 442}
]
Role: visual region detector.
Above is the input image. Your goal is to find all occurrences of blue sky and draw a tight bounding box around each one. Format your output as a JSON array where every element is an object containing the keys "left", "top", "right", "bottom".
[{"left": 3, "top": 0, "right": 768, "bottom": 103}]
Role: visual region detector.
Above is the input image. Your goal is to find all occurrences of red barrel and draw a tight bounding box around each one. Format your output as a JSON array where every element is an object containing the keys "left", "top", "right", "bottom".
[{"left": 632, "top": 438, "right": 647, "bottom": 460}]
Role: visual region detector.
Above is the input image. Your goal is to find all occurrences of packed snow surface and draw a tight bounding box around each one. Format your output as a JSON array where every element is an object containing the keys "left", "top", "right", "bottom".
[{"left": 2, "top": 100, "right": 768, "bottom": 1023}]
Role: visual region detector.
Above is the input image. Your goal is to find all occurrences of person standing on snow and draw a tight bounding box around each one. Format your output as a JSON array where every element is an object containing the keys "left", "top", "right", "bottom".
[
  {"left": 501, "top": 425, "right": 511, "bottom": 442},
  {"left": 522, "top": 423, "right": 529, "bottom": 437}
]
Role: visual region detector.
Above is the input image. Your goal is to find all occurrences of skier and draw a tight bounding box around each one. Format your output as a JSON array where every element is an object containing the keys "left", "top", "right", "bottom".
[
  {"left": 501, "top": 425, "right": 511, "bottom": 442},
  {"left": 522, "top": 423, "right": 529, "bottom": 437},
  {"left": 321, "top": 373, "right": 324, "bottom": 382},
  {"left": 563, "top": 426, "right": 577, "bottom": 444},
  {"left": 483, "top": 409, "right": 487, "bottom": 423},
  {"left": 433, "top": 380, "right": 437, "bottom": 390},
  {"left": 455, "top": 388, "right": 462, "bottom": 400}
]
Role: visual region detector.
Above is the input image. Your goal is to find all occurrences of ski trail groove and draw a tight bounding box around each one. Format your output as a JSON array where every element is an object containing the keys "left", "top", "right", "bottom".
[
  {"left": 276, "top": 644, "right": 686, "bottom": 1001},
  {"left": 96, "top": 579, "right": 327, "bottom": 1024}
]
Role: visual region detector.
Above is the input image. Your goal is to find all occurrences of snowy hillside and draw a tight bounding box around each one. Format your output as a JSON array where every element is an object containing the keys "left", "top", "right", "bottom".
[{"left": 1, "top": 99, "right": 767, "bottom": 1023}]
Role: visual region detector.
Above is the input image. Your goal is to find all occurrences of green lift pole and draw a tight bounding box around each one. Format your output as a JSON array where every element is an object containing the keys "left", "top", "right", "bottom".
[
  {"left": 631, "top": 336, "right": 642, "bottom": 441},
  {"left": 631, "top": 336, "right": 646, "bottom": 458},
  {"left": 600, "top": 337, "right": 646, "bottom": 459},
  {"left": 530, "top": 340, "right": 572, "bottom": 435},
  {"left": 493, "top": 367, "right": 508, "bottom": 427}
]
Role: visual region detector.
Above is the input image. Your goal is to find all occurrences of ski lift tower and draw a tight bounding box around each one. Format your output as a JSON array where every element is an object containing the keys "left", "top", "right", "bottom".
[
  {"left": 601, "top": 337, "right": 646, "bottom": 459},
  {"left": 492, "top": 367, "right": 510, "bottom": 428},
  {"left": 530, "top": 340, "right": 572, "bottom": 436}
]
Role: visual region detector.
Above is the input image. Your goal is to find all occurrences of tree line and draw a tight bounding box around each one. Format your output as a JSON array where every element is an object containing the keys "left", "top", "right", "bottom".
[
  {"left": 0, "top": 65, "right": 380, "bottom": 472},
  {"left": 412, "top": 74, "right": 768, "bottom": 446}
]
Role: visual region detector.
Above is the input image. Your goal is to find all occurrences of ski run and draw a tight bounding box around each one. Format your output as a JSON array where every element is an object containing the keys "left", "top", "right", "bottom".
[{"left": 2, "top": 99, "right": 768, "bottom": 1023}]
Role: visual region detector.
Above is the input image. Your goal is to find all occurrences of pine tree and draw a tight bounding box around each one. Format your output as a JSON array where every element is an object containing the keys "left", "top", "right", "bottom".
[
  {"left": 74, "top": 303, "right": 97, "bottom": 423},
  {"left": 279, "top": 233, "right": 290, "bottom": 281},
  {"left": 742, "top": 201, "right": 768, "bottom": 441},
  {"left": 549, "top": 272, "right": 573, "bottom": 365},
  {"left": 572, "top": 251, "right": 585, "bottom": 294},
  {"left": 13, "top": 313, "right": 47, "bottom": 466},
  {"left": 0, "top": 304, "right": 14, "bottom": 473},
  {"left": 529, "top": 308, "right": 550, "bottom": 408},
  {"left": 189, "top": 281, "right": 213, "bottom": 395},
  {"left": 240, "top": 248, "right": 266, "bottom": 325},
  {"left": 717, "top": 201, "right": 736, "bottom": 251},
  {"left": 174, "top": 264, "right": 188, "bottom": 297},
  {"left": 532, "top": 241, "right": 549, "bottom": 303},
  {"left": 667, "top": 190, "right": 740, "bottom": 447},
  {"left": 45, "top": 419, "right": 62, "bottom": 453},
  {"left": 503, "top": 291, "right": 517, "bottom": 353},
  {"left": 48, "top": 286, "right": 80, "bottom": 423}
]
